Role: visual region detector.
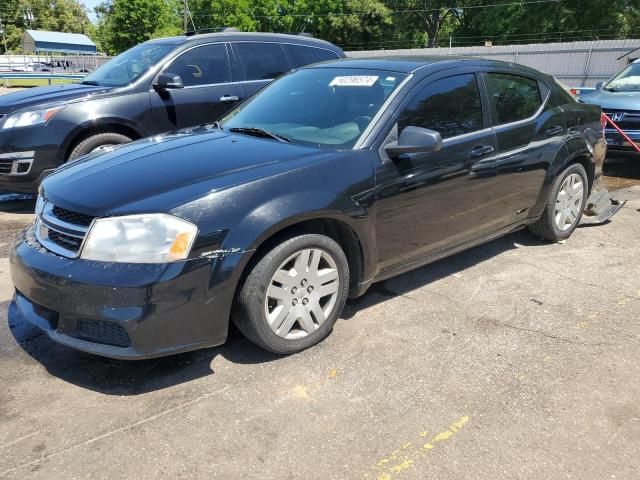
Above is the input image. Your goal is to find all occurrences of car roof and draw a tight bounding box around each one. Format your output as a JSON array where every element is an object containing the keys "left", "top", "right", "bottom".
[
  {"left": 147, "top": 31, "right": 342, "bottom": 52},
  {"left": 305, "top": 56, "right": 543, "bottom": 75}
]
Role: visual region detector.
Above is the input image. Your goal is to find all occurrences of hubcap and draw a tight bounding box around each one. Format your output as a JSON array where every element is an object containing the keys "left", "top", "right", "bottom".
[
  {"left": 554, "top": 173, "right": 584, "bottom": 231},
  {"left": 265, "top": 248, "right": 340, "bottom": 340}
]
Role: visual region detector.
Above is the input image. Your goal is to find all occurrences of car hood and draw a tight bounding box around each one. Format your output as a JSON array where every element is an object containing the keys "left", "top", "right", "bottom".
[
  {"left": 0, "top": 83, "right": 111, "bottom": 113},
  {"left": 580, "top": 89, "right": 640, "bottom": 111},
  {"left": 42, "top": 126, "right": 332, "bottom": 217}
]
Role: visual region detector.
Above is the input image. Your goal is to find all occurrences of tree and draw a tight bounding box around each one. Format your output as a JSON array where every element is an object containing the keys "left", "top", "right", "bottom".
[{"left": 95, "top": 0, "right": 182, "bottom": 55}]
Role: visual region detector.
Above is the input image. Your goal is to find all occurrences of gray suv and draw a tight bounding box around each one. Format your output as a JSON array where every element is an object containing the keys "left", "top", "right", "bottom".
[{"left": 0, "top": 32, "right": 344, "bottom": 192}]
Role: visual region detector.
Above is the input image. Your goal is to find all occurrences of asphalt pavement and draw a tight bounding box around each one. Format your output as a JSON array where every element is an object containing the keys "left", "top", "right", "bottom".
[{"left": 0, "top": 173, "right": 639, "bottom": 478}]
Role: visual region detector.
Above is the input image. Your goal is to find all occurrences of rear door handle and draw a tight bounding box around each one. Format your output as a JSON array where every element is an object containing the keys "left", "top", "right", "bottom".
[
  {"left": 220, "top": 95, "right": 239, "bottom": 103},
  {"left": 546, "top": 125, "right": 564, "bottom": 137},
  {"left": 470, "top": 145, "right": 495, "bottom": 158}
]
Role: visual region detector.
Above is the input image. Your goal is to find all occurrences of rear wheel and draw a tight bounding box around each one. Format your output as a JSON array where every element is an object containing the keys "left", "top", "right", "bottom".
[
  {"left": 234, "top": 234, "right": 349, "bottom": 354},
  {"left": 67, "top": 132, "right": 132, "bottom": 161},
  {"left": 529, "top": 163, "right": 588, "bottom": 241}
]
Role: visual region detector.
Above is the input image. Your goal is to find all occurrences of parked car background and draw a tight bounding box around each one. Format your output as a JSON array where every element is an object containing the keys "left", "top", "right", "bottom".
[
  {"left": 0, "top": 32, "right": 344, "bottom": 192},
  {"left": 579, "top": 58, "right": 640, "bottom": 152}
]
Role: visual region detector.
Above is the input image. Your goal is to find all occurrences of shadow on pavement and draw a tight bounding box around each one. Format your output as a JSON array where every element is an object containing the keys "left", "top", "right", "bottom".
[
  {"left": 603, "top": 154, "right": 640, "bottom": 191},
  {"left": 8, "top": 229, "right": 547, "bottom": 396},
  {"left": 0, "top": 193, "right": 36, "bottom": 214},
  {"left": 8, "top": 299, "right": 280, "bottom": 395},
  {"left": 342, "top": 229, "right": 546, "bottom": 319}
]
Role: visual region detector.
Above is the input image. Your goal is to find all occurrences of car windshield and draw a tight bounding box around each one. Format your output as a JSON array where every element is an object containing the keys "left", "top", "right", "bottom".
[
  {"left": 221, "top": 68, "right": 408, "bottom": 149},
  {"left": 605, "top": 63, "right": 640, "bottom": 92},
  {"left": 81, "top": 43, "right": 175, "bottom": 87}
]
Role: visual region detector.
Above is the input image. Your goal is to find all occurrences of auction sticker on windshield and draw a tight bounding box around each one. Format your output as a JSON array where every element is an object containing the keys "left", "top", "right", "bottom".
[{"left": 329, "top": 76, "right": 379, "bottom": 87}]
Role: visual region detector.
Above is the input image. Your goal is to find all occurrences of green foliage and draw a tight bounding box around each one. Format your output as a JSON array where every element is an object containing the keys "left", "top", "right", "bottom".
[
  {"left": 95, "top": 0, "right": 182, "bottom": 55},
  {"left": 1, "top": 0, "right": 638, "bottom": 56},
  {"left": 0, "top": 0, "right": 93, "bottom": 53}
]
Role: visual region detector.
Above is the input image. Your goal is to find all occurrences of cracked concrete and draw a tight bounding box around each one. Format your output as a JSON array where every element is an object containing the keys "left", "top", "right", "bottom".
[{"left": 0, "top": 185, "right": 639, "bottom": 479}]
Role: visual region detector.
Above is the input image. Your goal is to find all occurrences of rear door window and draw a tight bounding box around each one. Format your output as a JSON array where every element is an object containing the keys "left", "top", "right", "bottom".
[
  {"left": 398, "top": 74, "right": 483, "bottom": 139},
  {"left": 284, "top": 44, "right": 340, "bottom": 68},
  {"left": 235, "top": 42, "right": 290, "bottom": 81},
  {"left": 485, "top": 73, "right": 542, "bottom": 124}
]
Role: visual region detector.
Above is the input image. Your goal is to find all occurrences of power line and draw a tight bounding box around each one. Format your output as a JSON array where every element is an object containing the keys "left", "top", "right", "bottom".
[{"left": 188, "top": 0, "right": 563, "bottom": 19}]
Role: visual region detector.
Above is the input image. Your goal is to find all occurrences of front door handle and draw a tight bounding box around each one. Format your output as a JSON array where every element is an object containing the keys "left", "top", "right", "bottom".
[
  {"left": 546, "top": 125, "right": 564, "bottom": 137},
  {"left": 220, "top": 95, "right": 239, "bottom": 103},
  {"left": 470, "top": 145, "right": 495, "bottom": 158}
]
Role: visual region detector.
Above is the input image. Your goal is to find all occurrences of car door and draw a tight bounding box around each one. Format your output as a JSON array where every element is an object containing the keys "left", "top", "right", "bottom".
[
  {"left": 150, "top": 43, "right": 241, "bottom": 133},
  {"left": 374, "top": 72, "right": 501, "bottom": 274},
  {"left": 231, "top": 42, "right": 291, "bottom": 100},
  {"left": 482, "top": 71, "right": 565, "bottom": 226}
]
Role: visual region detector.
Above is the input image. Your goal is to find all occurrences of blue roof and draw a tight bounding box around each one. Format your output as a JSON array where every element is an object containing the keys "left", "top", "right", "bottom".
[{"left": 23, "top": 30, "right": 96, "bottom": 54}]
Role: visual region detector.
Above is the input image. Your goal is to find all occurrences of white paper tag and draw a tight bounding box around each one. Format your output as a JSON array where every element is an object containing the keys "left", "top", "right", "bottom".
[{"left": 329, "top": 75, "right": 379, "bottom": 87}]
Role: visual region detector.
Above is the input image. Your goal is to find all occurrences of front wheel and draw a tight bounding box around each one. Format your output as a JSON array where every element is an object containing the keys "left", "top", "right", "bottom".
[
  {"left": 529, "top": 163, "right": 588, "bottom": 241},
  {"left": 67, "top": 132, "right": 132, "bottom": 161},
  {"left": 233, "top": 234, "right": 349, "bottom": 354}
]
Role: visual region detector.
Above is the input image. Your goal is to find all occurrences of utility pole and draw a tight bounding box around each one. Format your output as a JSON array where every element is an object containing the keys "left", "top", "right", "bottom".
[{"left": 183, "top": 0, "right": 188, "bottom": 32}]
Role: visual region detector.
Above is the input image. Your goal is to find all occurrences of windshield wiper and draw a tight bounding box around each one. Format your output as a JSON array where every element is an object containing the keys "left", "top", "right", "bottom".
[
  {"left": 81, "top": 80, "right": 101, "bottom": 86},
  {"left": 228, "top": 127, "right": 290, "bottom": 143}
]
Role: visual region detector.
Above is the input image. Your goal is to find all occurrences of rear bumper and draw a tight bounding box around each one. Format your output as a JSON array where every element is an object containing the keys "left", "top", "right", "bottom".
[{"left": 9, "top": 226, "right": 238, "bottom": 359}]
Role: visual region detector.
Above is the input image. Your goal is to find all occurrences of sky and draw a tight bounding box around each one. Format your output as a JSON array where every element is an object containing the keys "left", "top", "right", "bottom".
[{"left": 81, "top": 0, "right": 102, "bottom": 22}]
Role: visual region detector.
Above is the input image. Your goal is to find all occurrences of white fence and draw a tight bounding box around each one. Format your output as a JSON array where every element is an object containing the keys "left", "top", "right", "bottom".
[{"left": 347, "top": 39, "right": 640, "bottom": 87}]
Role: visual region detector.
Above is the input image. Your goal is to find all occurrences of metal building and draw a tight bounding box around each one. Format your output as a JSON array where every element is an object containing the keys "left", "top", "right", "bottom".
[
  {"left": 347, "top": 39, "right": 640, "bottom": 87},
  {"left": 21, "top": 30, "right": 96, "bottom": 55}
]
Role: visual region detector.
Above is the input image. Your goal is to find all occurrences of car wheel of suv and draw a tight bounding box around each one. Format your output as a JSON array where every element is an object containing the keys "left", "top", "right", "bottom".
[
  {"left": 234, "top": 234, "right": 350, "bottom": 354},
  {"left": 68, "top": 132, "right": 132, "bottom": 161},
  {"left": 529, "top": 163, "right": 588, "bottom": 242}
]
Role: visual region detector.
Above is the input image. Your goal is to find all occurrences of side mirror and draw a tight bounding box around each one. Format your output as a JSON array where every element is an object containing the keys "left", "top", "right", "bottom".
[
  {"left": 595, "top": 81, "right": 604, "bottom": 89},
  {"left": 385, "top": 126, "right": 443, "bottom": 157},
  {"left": 154, "top": 72, "right": 184, "bottom": 90}
]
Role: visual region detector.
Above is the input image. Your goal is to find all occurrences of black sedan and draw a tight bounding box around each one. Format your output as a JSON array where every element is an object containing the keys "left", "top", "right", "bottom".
[{"left": 10, "top": 57, "right": 605, "bottom": 358}]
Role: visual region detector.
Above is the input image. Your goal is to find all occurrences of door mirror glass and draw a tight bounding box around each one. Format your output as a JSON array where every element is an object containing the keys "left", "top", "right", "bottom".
[
  {"left": 385, "top": 126, "right": 443, "bottom": 156},
  {"left": 595, "top": 81, "right": 604, "bottom": 89},
  {"left": 155, "top": 72, "right": 184, "bottom": 90}
]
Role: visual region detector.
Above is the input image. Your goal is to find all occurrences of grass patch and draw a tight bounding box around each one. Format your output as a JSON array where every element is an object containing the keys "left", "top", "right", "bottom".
[{"left": 0, "top": 78, "right": 77, "bottom": 88}]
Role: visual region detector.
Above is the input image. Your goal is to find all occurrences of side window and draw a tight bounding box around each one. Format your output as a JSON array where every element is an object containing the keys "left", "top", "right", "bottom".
[
  {"left": 235, "top": 42, "right": 289, "bottom": 81},
  {"left": 285, "top": 44, "right": 340, "bottom": 68},
  {"left": 166, "top": 44, "right": 230, "bottom": 86},
  {"left": 485, "top": 73, "right": 542, "bottom": 124},
  {"left": 398, "top": 74, "right": 483, "bottom": 140}
]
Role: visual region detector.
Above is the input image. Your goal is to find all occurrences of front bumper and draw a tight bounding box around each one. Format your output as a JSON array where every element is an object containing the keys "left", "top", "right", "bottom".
[
  {"left": 9, "top": 226, "right": 239, "bottom": 359},
  {"left": 0, "top": 123, "right": 65, "bottom": 193},
  {"left": 605, "top": 129, "right": 640, "bottom": 152}
]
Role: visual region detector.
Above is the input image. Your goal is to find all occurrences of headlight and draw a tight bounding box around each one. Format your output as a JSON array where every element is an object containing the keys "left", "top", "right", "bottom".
[
  {"left": 81, "top": 213, "right": 198, "bottom": 263},
  {"left": 2, "top": 106, "right": 64, "bottom": 130}
]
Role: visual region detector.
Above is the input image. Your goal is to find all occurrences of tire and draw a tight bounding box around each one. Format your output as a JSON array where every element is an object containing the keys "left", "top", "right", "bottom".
[
  {"left": 67, "top": 132, "right": 132, "bottom": 161},
  {"left": 529, "top": 163, "right": 588, "bottom": 242},
  {"left": 233, "top": 234, "right": 350, "bottom": 354}
]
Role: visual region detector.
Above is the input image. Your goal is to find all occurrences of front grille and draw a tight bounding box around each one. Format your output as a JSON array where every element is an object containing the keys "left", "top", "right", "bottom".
[
  {"left": 47, "top": 229, "right": 83, "bottom": 251},
  {"left": 603, "top": 109, "right": 640, "bottom": 130},
  {"left": 52, "top": 205, "right": 94, "bottom": 227},
  {"left": 0, "top": 160, "right": 11, "bottom": 174},
  {"left": 77, "top": 319, "right": 131, "bottom": 348},
  {"left": 35, "top": 198, "right": 94, "bottom": 257}
]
